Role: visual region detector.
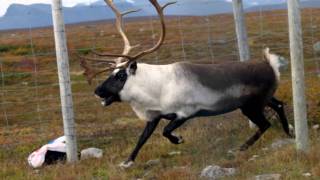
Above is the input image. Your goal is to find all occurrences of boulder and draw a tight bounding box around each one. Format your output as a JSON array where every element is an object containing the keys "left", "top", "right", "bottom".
[
  {"left": 146, "top": 159, "right": 160, "bottom": 167},
  {"left": 168, "top": 151, "right": 181, "bottom": 156},
  {"left": 80, "top": 147, "right": 103, "bottom": 159},
  {"left": 313, "top": 41, "right": 320, "bottom": 55},
  {"left": 200, "top": 165, "right": 236, "bottom": 179},
  {"left": 312, "top": 124, "right": 319, "bottom": 130},
  {"left": 271, "top": 139, "right": 295, "bottom": 150},
  {"left": 255, "top": 174, "right": 281, "bottom": 180}
]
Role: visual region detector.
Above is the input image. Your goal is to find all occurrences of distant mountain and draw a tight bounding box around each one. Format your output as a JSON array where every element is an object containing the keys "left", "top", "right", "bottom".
[
  {"left": 246, "top": 0, "right": 320, "bottom": 12},
  {"left": 159, "top": 0, "right": 233, "bottom": 16},
  {"left": 0, "top": 0, "right": 320, "bottom": 30},
  {"left": 0, "top": 1, "right": 147, "bottom": 30},
  {"left": 243, "top": 0, "right": 286, "bottom": 7},
  {"left": 0, "top": 4, "right": 52, "bottom": 30}
]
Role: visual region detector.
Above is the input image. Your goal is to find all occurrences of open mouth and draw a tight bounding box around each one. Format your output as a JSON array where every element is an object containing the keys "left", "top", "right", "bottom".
[
  {"left": 95, "top": 94, "right": 117, "bottom": 107},
  {"left": 100, "top": 96, "right": 115, "bottom": 106}
]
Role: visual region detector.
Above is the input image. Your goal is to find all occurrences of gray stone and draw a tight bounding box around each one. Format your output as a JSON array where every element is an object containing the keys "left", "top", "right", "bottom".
[
  {"left": 255, "top": 174, "right": 281, "bottom": 180},
  {"left": 271, "top": 139, "right": 295, "bottom": 149},
  {"left": 302, "top": 172, "right": 312, "bottom": 177},
  {"left": 214, "top": 39, "right": 227, "bottom": 45},
  {"left": 248, "top": 155, "right": 259, "bottom": 161},
  {"left": 168, "top": 151, "right": 181, "bottom": 156},
  {"left": 314, "top": 41, "right": 320, "bottom": 55},
  {"left": 200, "top": 165, "right": 236, "bottom": 179},
  {"left": 146, "top": 159, "right": 160, "bottom": 167},
  {"left": 80, "top": 147, "right": 103, "bottom": 159},
  {"left": 312, "top": 124, "right": 319, "bottom": 130}
]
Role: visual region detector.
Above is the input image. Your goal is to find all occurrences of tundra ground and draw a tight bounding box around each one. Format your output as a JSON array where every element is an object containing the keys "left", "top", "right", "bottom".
[{"left": 1, "top": 9, "right": 320, "bottom": 179}]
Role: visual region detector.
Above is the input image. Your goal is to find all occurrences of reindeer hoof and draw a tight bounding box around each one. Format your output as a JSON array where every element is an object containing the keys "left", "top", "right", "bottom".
[
  {"left": 170, "top": 135, "right": 184, "bottom": 144},
  {"left": 239, "top": 144, "right": 249, "bottom": 151},
  {"left": 177, "top": 136, "right": 184, "bottom": 144},
  {"left": 119, "top": 160, "right": 134, "bottom": 169}
]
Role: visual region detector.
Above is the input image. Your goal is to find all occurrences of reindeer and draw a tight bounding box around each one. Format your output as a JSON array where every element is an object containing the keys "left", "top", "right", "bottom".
[{"left": 79, "top": 0, "right": 292, "bottom": 168}]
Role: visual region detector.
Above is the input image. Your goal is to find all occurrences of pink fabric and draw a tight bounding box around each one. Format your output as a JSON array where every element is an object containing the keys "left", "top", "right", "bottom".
[
  {"left": 27, "top": 145, "right": 48, "bottom": 168},
  {"left": 27, "top": 136, "right": 66, "bottom": 168}
]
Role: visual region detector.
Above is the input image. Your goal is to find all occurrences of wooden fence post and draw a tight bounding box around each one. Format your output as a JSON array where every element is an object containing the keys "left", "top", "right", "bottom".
[
  {"left": 232, "top": 0, "right": 254, "bottom": 128},
  {"left": 287, "top": 0, "right": 309, "bottom": 152},
  {"left": 51, "top": 0, "right": 78, "bottom": 162}
]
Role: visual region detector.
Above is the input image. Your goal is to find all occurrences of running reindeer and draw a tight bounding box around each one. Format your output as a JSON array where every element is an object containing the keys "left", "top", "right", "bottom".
[{"left": 79, "top": 0, "right": 292, "bottom": 168}]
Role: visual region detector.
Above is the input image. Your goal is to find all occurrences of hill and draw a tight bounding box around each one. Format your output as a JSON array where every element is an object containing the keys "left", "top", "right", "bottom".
[
  {"left": 0, "top": 0, "right": 233, "bottom": 30},
  {"left": 246, "top": 0, "right": 320, "bottom": 12}
]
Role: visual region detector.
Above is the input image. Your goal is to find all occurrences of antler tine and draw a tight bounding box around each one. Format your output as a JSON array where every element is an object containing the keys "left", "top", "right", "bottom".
[
  {"left": 79, "top": 54, "right": 115, "bottom": 84},
  {"left": 76, "top": 53, "right": 116, "bottom": 64},
  {"left": 92, "top": 0, "right": 141, "bottom": 63},
  {"left": 162, "top": 1, "right": 176, "bottom": 10},
  {"left": 79, "top": 0, "right": 176, "bottom": 84},
  {"left": 80, "top": 59, "right": 114, "bottom": 84},
  {"left": 130, "top": 0, "right": 176, "bottom": 60},
  {"left": 94, "top": 0, "right": 176, "bottom": 65}
]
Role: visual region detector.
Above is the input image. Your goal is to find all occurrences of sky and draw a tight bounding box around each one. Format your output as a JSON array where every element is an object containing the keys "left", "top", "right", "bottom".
[
  {"left": 0, "top": 0, "right": 293, "bottom": 17},
  {"left": 0, "top": 0, "right": 102, "bottom": 17}
]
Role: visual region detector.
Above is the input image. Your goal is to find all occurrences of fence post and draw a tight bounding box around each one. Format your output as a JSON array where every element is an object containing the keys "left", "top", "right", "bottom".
[
  {"left": 51, "top": 0, "right": 78, "bottom": 162},
  {"left": 232, "top": 0, "right": 254, "bottom": 128},
  {"left": 287, "top": 0, "right": 309, "bottom": 152}
]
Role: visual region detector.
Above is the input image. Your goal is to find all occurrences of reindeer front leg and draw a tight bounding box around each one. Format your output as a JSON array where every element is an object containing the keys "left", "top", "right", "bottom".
[
  {"left": 163, "top": 118, "right": 188, "bottom": 144},
  {"left": 120, "top": 117, "right": 161, "bottom": 168}
]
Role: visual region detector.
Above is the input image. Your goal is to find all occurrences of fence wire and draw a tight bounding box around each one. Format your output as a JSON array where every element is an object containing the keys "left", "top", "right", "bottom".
[{"left": 0, "top": 0, "right": 319, "bottom": 154}]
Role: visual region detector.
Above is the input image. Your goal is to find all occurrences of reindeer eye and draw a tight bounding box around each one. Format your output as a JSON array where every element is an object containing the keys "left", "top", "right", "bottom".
[{"left": 116, "top": 72, "right": 127, "bottom": 81}]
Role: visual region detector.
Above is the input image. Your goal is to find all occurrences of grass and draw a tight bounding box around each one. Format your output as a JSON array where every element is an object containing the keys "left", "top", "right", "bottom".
[{"left": 0, "top": 8, "right": 320, "bottom": 179}]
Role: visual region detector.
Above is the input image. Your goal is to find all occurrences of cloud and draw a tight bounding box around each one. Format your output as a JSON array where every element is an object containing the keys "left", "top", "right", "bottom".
[
  {"left": 0, "top": 0, "right": 100, "bottom": 17},
  {"left": 126, "top": 0, "right": 135, "bottom": 3}
]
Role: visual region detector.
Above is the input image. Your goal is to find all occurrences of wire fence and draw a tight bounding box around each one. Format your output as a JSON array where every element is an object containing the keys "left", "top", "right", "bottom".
[{"left": 0, "top": 0, "right": 319, "bottom": 153}]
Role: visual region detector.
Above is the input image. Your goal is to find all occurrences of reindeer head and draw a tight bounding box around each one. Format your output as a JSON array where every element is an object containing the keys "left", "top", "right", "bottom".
[{"left": 79, "top": 0, "right": 175, "bottom": 106}]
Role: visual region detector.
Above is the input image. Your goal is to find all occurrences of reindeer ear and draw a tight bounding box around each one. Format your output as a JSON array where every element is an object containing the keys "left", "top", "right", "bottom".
[
  {"left": 128, "top": 61, "right": 137, "bottom": 75},
  {"left": 263, "top": 47, "right": 271, "bottom": 60}
]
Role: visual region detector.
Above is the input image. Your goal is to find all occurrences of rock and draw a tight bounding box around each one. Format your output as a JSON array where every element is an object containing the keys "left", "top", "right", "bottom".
[
  {"left": 271, "top": 139, "right": 295, "bottom": 150},
  {"left": 227, "top": 149, "right": 236, "bottom": 155},
  {"left": 146, "top": 159, "right": 160, "bottom": 167},
  {"left": 173, "top": 166, "right": 188, "bottom": 170},
  {"left": 302, "top": 172, "right": 312, "bottom": 177},
  {"left": 168, "top": 151, "right": 181, "bottom": 156},
  {"left": 313, "top": 41, "right": 320, "bottom": 55},
  {"left": 214, "top": 39, "right": 227, "bottom": 45},
  {"left": 289, "top": 124, "right": 295, "bottom": 136},
  {"left": 255, "top": 173, "right": 281, "bottom": 180},
  {"left": 226, "top": 149, "right": 237, "bottom": 159},
  {"left": 289, "top": 124, "right": 294, "bottom": 131},
  {"left": 80, "top": 147, "right": 103, "bottom": 159},
  {"left": 312, "top": 124, "right": 319, "bottom": 130},
  {"left": 200, "top": 165, "right": 236, "bottom": 179},
  {"left": 248, "top": 155, "right": 259, "bottom": 161},
  {"left": 34, "top": 169, "right": 40, "bottom": 174},
  {"left": 21, "top": 82, "right": 29, "bottom": 86},
  {"left": 139, "top": 28, "right": 145, "bottom": 32},
  {"left": 215, "top": 138, "right": 223, "bottom": 144}
]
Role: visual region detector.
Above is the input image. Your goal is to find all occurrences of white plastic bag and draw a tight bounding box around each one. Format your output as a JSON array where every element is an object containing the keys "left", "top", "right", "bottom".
[{"left": 28, "top": 136, "right": 66, "bottom": 168}]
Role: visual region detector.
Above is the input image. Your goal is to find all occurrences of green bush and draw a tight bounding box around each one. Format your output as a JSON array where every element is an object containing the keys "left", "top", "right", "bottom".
[
  {"left": 0, "top": 44, "right": 33, "bottom": 55},
  {"left": 0, "top": 45, "right": 15, "bottom": 53}
]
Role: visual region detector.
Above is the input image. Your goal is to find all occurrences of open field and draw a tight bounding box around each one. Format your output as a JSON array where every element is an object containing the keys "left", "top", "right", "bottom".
[{"left": 1, "top": 8, "right": 320, "bottom": 179}]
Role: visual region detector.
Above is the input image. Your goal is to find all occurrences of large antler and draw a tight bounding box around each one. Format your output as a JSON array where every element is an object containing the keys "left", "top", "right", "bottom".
[
  {"left": 94, "top": 0, "right": 176, "bottom": 66},
  {"left": 79, "top": 0, "right": 140, "bottom": 84},
  {"left": 101, "top": 0, "right": 140, "bottom": 64},
  {"left": 79, "top": 0, "right": 176, "bottom": 84}
]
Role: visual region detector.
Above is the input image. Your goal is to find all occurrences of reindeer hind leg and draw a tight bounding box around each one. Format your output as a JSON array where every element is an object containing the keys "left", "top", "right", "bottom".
[
  {"left": 240, "top": 106, "right": 271, "bottom": 151},
  {"left": 267, "top": 97, "right": 292, "bottom": 137}
]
